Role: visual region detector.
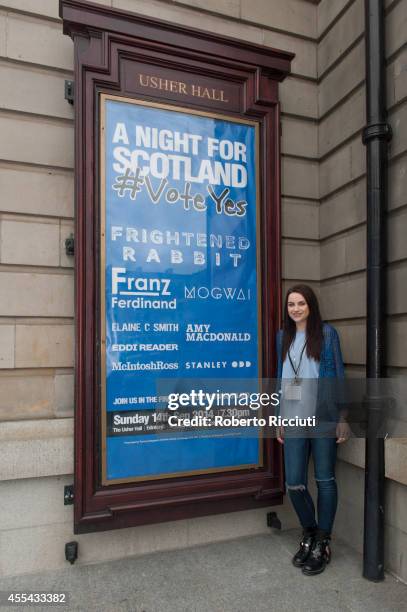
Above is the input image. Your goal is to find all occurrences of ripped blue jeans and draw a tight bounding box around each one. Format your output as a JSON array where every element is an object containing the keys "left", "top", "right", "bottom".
[{"left": 284, "top": 436, "right": 337, "bottom": 534}]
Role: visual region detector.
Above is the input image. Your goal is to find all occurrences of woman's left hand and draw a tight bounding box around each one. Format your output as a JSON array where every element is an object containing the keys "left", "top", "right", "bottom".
[{"left": 336, "top": 420, "right": 351, "bottom": 444}]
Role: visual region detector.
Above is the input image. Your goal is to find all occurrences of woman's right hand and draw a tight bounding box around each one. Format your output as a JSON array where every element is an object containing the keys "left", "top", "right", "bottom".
[{"left": 276, "top": 425, "right": 284, "bottom": 444}]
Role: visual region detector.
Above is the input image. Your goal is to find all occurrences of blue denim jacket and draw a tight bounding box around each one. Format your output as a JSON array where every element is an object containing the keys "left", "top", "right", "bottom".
[{"left": 276, "top": 323, "right": 345, "bottom": 420}]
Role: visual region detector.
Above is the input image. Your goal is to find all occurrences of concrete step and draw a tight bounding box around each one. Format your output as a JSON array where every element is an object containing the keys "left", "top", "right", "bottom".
[{"left": 0, "top": 529, "right": 406, "bottom": 611}]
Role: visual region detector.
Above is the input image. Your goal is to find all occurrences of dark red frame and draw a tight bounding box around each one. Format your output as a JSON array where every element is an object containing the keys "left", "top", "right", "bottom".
[{"left": 60, "top": 0, "right": 293, "bottom": 534}]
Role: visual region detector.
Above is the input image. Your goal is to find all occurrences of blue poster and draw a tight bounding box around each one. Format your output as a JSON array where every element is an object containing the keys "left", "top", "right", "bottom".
[{"left": 101, "top": 95, "right": 261, "bottom": 482}]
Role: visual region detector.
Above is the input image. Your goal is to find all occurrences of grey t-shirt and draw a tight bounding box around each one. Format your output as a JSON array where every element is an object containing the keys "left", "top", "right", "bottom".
[{"left": 281, "top": 331, "right": 320, "bottom": 419}]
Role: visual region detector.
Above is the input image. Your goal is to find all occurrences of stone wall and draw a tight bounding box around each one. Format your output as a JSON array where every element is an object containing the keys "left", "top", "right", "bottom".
[{"left": 317, "top": 0, "right": 407, "bottom": 582}]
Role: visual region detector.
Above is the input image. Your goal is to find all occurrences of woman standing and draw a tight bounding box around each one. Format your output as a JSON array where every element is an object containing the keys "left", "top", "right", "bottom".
[{"left": 276, "top": 284, "right": 350, "bottom": 576}]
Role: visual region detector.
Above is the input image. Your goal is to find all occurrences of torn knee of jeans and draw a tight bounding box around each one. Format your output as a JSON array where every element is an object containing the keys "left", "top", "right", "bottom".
[
  {"left": 315, "top": 477, "right": 336, "bottom": 483},
  {"left": 286, "top": 483, "right": 306, "bottom": 491}
]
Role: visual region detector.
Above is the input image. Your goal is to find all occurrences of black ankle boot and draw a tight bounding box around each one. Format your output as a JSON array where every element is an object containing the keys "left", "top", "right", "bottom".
[
  {"left": 302, "top": 532, "right": 331, "bottom": 576},
  {"left": 292, "top": 529, "right": 316, "bottom": 567}
]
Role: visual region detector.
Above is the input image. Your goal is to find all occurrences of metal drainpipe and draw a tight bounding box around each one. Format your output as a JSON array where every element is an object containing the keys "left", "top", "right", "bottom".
[{"left": 362, "top": 0, "right": 392, "bottom": 582}]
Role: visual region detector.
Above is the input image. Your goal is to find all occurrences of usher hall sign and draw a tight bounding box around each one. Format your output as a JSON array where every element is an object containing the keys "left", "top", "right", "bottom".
[{"left": 60, "top": 0, "right": 292, "bottom": 533}]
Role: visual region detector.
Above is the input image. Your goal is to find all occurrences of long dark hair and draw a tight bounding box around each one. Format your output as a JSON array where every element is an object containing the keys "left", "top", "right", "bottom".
[{"left": 282, "top": 284, "right": 323, "bottom": 362}]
